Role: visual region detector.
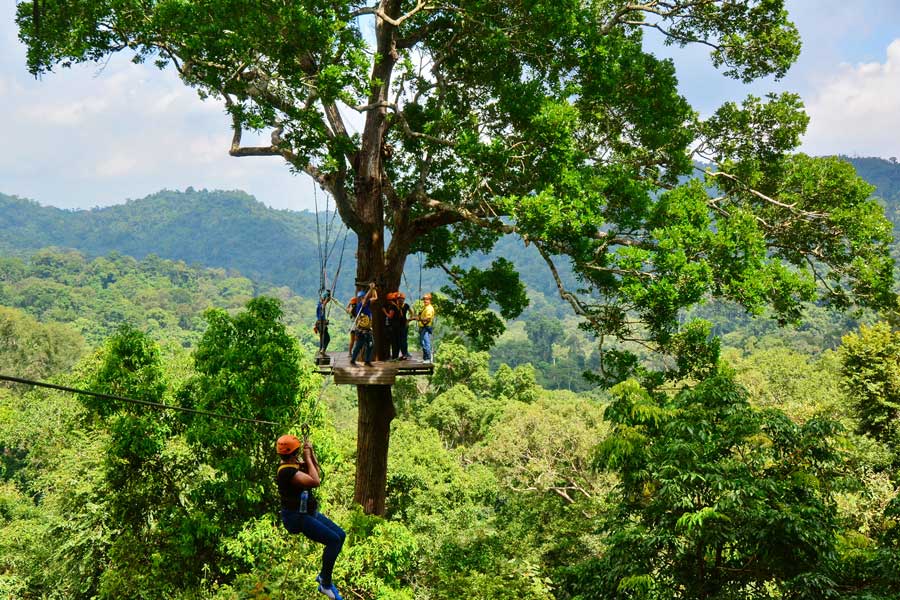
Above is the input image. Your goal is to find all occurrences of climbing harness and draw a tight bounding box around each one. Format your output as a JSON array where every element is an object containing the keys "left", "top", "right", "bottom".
[{"left": 350, "top": 286, "right": 376, "bottom": 333}]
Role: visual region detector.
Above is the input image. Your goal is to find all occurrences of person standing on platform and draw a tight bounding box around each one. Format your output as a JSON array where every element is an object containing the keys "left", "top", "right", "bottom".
[
  {"left": 350, "top": 284, "right": 377, "bottom": 367},
  {"left": 396, "top": 292, "right": 412, "bottom": 360},
  {"left": 413, "top": 293, "right": 435, "bottom": 363},
  {"left": 314, "top": 290, "right": 332, "bottom": 356},
  {"left": 383, "top": 292, "right": 400, "bottom": 360},
  {"left": 345, "top": 295, "right": 358, "bottom": 357}
]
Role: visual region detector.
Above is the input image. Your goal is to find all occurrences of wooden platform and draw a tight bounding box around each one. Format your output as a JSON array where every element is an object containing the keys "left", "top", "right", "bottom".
[{"left": 314, "top": 351, "right": 434, "bottom": 385}]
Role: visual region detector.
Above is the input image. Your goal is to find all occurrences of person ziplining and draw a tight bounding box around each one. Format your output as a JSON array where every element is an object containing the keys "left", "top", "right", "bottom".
[{"left": 276, "top": 433, "right": 346, "bottom": 600}]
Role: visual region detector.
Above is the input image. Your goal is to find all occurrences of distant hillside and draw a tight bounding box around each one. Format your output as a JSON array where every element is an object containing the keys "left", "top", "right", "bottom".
[
  {"left": 2, "top": 156, "right": 898, "bottom": 311},
  {"left": 0, "top": 247, "right": 314, "bottom": 347},
  {"left": 845, "top": 156, "right": 900, "bottom": 202},
  {"left": 844, "top": 157, "right": 900, "bottom": 248},
  {"left": 0, "top": 188, "right": 332, "bottom": 295},
  {"left": 0, "top": 188, "right": 567, "bottom": 311}
]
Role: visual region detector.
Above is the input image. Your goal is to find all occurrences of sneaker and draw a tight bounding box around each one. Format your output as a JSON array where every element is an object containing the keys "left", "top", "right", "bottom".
[
  {"left": 318, "top": 583, "right": 344, "bottom": 600},
  {"left": 400, "top": 355, "right": 410, "bottom": 360},
  {"left": 349, "top": 360, "right": 357, "bottom": 366},
  {"left": 364, "top": 362, "right": 373, "bottom": 367}
]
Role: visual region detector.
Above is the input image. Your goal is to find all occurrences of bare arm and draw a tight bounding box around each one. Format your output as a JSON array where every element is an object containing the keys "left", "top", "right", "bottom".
[
  {"left": 291, "top": 444, "right": 320, "bottom": 488},
  {"left": 309, "top": 444, "right": 321, "bottom": 473}
]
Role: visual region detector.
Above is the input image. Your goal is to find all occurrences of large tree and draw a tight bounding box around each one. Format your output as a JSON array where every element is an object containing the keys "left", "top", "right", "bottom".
[{"left": 17, "top": 0, "right": 895, "bottom": 514}]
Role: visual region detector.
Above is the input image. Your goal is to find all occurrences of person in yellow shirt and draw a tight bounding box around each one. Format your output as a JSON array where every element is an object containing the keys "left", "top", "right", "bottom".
[{"left": 412, "top": 292, "right": 435, "bottom": 363}]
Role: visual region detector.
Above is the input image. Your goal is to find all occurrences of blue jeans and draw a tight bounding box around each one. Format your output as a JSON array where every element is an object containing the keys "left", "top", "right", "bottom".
[
  {"left": 399, "top": 323, "right": 410, "bottom": 357},
  {"left": 316, "top": 321, "right": 330, "bottom": 352},
  {"left": 281, "top": 510, "right": 346, "bottom": 586},
  {"left": 351, "top": 330, "right": 374, "bottom": 363},
  {"left": 419, "top": 326, "right": 433, "bottom": 361}
]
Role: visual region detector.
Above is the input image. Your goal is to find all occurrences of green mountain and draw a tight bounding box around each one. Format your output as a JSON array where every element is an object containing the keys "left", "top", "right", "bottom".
[
  {"left": 0, "top": 247, "right": 315, "bottom": 348},
  {"left": 0, "top": 188, "right": 329, "bottom": 295},
  {"left": 0, "top": 187, "right": 568, "bottom": 311},
  {"left": 2, "top": 155, "right": 898, "bottom": 311}
]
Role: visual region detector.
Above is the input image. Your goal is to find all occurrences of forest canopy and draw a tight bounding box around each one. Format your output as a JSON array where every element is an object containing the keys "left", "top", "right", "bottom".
[{"left": 5, "top": 0, "right": 900, "bottom": 596}]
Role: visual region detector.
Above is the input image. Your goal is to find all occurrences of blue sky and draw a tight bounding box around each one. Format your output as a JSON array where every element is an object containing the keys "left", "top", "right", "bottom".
[{"left": 1, "top": 1, "right": 899, "bottom": 211}]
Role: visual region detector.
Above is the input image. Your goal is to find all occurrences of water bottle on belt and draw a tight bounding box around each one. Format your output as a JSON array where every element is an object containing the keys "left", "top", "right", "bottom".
[{"left": 299, "top": 490, "right": 309, "bottom": 513}]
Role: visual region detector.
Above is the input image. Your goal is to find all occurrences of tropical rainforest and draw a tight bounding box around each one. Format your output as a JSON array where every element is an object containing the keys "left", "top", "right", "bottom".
[
  {"left": 5, "top": 0, "right": 900, "bottom": 597},
  {"left": 0, "top": 158, "right": 897, "bottom": 599}
]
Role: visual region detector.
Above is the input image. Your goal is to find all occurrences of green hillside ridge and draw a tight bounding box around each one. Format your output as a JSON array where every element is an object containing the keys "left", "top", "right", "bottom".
[
  {"left": 4, "top": 157, "right": 898, "bottom": 301},
  {"left": 0, "top": 247, "right": 318, "bottom": 350},
  {"left": 0, "top": 187, "right": 572, "bottom": 310},
  {"left": 0, "top": 189, "right": 327, "bottom": 296}
]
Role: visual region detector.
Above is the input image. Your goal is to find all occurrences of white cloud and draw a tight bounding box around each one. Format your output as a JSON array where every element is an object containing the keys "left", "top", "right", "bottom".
[
  {"left": 21, "top": 95, "right": 111, "bottom": 125},
  {"left": 95, "top": 155, "right": 139, "bottom": 178},
  {"left": 802, "top": 39, "right": 900, "bottom": 158}
]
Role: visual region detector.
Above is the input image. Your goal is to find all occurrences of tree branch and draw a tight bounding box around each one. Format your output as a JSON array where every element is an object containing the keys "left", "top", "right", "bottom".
[
  {"left": 409, "top": 196, "right": 515, "bottom": 239},
  {"left": 351, "top": 0, "right": 432, "bottom": 27},
  {"left": 353, "top": 100, "right": 455, "bottom": 147},
  {"left": 706, "top": 170, "right": 829, "bottom": 220},
  {"left": 536, "top": 243, "right": 592, "bottom": 318}
]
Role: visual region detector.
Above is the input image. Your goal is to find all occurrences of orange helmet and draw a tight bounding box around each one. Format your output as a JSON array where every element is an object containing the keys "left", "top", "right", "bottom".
[
  {"left": 276, "top": 434, "right": 301, "bottom": 455},
  {"left": 349, "top": 296, "right": 358, "bottom": 305},
  {"left": 386, "top": 292, "right": 398, "bottom": 300},
  {"left": 397, "top": 292, "right": 406, "bottom": 300}
]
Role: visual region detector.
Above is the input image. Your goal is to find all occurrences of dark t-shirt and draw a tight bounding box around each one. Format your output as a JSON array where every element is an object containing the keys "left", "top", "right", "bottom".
[
  {"left": 384, "top": 304, "right": 398, "bottom": 327},
  {"left": 397, "top": 303, "right": 410, "bottom": 326},
  {"left": 276, "top": 463, "right": 318, "bottom": 514}
]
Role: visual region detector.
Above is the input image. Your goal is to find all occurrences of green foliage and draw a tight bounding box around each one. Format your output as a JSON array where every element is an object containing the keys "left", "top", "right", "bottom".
[
  {"left": 421, "top": 384, "right": 503, "bottom": 448},
  {"left": 840, "top": 323, "right": 900, "bottom": 445},
  {"left": 436, "top": 258, "right": 530, "bottom": 349},
  {"left": 0, "top": 305, "right": 85, "bottom": 381},
  {"left": 0, "top": 247, "right": 316, "bottom": 348},
  {"left": 589, "top": 375, "right": 845, "bottom": 599},
  {"left": 525, "top": 316, "right": 565, "bottom": 364},
  {"left": 492, "top": 362, "right": 540, "bottom": 404},
  {"left": 183, "top": 297, "right": 312, "bottom": 526},
  {"left": 0, "top": 297, "right": 322, "bottom": 599},
  {"left": 427, "top": 340, "right": 493, "bottom": 396},
  {"left": 727, "top": 344, "right": 847, "bottom": 424},
  {"left": 480, "top": 393, "right": 611, "bottom": 515}
]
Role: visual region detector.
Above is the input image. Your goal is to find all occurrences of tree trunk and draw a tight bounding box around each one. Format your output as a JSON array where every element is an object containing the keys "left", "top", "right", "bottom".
[
  {"left": 350, "top": 0, "right": 404, "bottom": 515},
  {"left": 354, "top": 384, "right": 395, "bottom": 514}
]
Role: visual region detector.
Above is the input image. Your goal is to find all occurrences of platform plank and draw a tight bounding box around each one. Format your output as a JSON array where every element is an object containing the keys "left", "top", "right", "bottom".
[{"left": 314, "top": 351, "right": 433, "bottom": 382}]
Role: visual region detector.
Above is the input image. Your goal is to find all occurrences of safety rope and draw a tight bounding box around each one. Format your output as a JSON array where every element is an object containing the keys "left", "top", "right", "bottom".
[
  {"left": 314, "top": 185, "right": 326, "bottom": 293},
  {"left": 0, "top": 374, "right": 282, "bottom": 427},
  {"left": 417, "top": 252, "right": 423, "bottom": 300}
]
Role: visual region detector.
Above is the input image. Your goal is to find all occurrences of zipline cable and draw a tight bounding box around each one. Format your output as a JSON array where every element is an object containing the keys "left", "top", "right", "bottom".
[
  {"left": 0, "top": 374, "right": 282, "bottom": 427},
  {"left": 313, "top": 184, "right": 325, "bottom": 293},
  {"left": 417, "top": 252, "right": 423, "bottom": 300}
]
